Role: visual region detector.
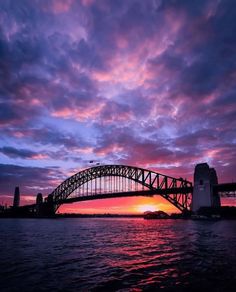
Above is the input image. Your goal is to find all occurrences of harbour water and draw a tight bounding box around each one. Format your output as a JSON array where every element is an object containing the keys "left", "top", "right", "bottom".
[{"left": 0, "top": 218, "right": 236, "bottom": 291}]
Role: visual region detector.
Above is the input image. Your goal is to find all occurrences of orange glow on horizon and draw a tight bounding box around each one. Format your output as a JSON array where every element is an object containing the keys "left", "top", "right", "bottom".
[
  {"left": 136, "top": 204, "right": 158, "bottom": 213},
  {"left": 58, "top": 197, "right": 181, "bottom": 215},
  {"left": 2, "top": 195, "right": 235, "bottom": 214}
]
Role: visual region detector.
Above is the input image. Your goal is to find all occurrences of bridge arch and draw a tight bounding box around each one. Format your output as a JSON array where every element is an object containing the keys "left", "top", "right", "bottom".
[{"left": 47, "top": 165, "right": 192, "bottom": 213}]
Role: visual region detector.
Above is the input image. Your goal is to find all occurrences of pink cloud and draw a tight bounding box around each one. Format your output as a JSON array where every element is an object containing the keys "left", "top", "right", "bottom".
[
  {"left": 52, "top": 104, "right": 104, "bottom": 121},
  {"left": 164, "top": 7, "right": 187, "bottom": 35},
  {"left": 92, "top": 36, "right": 171, "bottom": 89},
  {"left": 31, "top": 153, "right": 49, "bottom": 160},
  {"left": 95, "top": 144, "right": 124, "bottom": 156},
  {"left": 12, "top": 131, "right": 26, "bottom": 138},
  {"left": 74, "top": 147, "right": 94, "bottom": 154},
  {"left": 52, "top": 0, "right": 74, "bottom": 14},
  {"left": 81, "top": 0, "right": 95, "bottom": 7}
]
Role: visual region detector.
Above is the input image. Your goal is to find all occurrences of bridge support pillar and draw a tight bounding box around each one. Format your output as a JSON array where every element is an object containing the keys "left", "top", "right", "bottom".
[
  {"left": 192, "top": 163, "right": 221, "bottom": 213},
  {"left": 37, "top": 194, "right": 55, "bottom": 217}
]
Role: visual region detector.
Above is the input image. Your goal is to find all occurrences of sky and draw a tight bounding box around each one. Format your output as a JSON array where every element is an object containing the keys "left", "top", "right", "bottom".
[{"left": 0, "top": 0, "right": 236, "bottom": 213}]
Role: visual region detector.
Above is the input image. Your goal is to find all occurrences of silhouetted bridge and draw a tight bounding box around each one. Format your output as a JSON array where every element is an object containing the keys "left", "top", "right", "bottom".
[{"left": 16, "top": 164, "right": 236, "bottom": 216}]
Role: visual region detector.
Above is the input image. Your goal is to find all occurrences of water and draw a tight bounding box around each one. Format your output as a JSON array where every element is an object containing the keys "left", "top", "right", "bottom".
[{"left": 0, "top": 219, "right": 236, "bottom": 291}]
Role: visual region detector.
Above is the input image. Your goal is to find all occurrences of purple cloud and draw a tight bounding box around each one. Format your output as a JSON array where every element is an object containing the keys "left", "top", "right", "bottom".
[{"left": 0, "top": 0, "right": 235, "bottom": 208}]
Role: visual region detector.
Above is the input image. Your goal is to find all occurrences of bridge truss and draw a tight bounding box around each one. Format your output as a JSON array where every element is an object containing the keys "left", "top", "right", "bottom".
[{"left": 47, "top": 165, "right": 193, "bottom": 213}]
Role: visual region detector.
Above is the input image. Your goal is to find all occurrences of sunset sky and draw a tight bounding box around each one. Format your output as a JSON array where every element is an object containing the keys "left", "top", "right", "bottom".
[{"left": 0, "top": 0, "right": 236, "bottom": 213}]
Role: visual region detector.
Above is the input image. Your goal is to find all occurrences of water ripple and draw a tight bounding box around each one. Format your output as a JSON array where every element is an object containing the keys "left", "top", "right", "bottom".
[{"left": 0, "top": 218, "right": 236, "bottom": 291}]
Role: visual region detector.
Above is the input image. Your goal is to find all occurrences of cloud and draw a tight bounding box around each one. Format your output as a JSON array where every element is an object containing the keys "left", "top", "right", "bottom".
[
  {"left": 0, "top": 147, "right": 48, "bottom": 159},
  {"left": 0, "top": 0, "right": 236, "bottom": 210},
  {"left": 0, "top": 163, "right": 65, "bottom": 196}
]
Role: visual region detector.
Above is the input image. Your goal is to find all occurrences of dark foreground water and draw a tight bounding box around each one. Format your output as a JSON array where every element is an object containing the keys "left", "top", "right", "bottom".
[{"left": 0, "top": 219, "right": 236, "bottom": 292}]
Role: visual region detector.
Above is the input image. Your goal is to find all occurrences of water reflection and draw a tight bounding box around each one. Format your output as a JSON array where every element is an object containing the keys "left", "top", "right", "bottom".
[{"left": 0, "top": 218, "right": 235, "bottom": 291}]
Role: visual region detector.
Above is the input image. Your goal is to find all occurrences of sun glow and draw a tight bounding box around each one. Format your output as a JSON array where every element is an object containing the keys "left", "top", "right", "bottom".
[{"left": 137, "top": 204, "right": 158, "bottom": 213}]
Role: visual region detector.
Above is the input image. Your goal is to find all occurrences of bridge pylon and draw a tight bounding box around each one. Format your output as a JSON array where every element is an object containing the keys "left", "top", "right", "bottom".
[
  {"left": 192, "top": 163, "right": 221, "bottom": 213},
  {"left": 37, "top": 194, "right": 55, "bottom": 216}
]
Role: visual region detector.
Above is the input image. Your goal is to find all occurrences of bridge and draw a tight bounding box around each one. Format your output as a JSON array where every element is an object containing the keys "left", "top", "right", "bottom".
[{"left": 10, "top": 163, "right": 236, "bottom": 216}]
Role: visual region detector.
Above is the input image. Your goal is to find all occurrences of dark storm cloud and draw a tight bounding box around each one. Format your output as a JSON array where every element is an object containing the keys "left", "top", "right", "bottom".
[
  {"left": 6, "top": 127, "right": 91, "bottom": 150},
  {"left": 174, "top": 129, "right": 218, "bottom": 148},
  {"left": 69, "top": 38, "right": 106, "bottom": 71},
  {"left": 120, "top": 89, "right": 155, "bottom": 118},
  {"left": 94, "top": 124, "right": 196, "bottom": 168},
  {"left": 0, "top": 102, "right": 19, "bottom": 125},
  {"left": 0, "top": 163, "right": 64, "bottom": 195},
  {"left": 0, "top": 146, "right": 40, "bottom": 159},
  {"left": 0, "top": 0, "right": 102, "bottom": 127},
  {"left": 0, "top": 146, "right": 71, "bottom": 161},
  {"left": 99, "top": 100, "right": 132, "bottom": 123}
]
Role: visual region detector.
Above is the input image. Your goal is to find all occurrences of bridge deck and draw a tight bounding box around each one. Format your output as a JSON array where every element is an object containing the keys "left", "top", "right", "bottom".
[
  {"left": 214, "top": 183, "right": 236, "bottom": 192},
  {"left": 59, "top": 187, "right": 193, "bottom": 204},
  {"left": 16, "top": 183, "right": 236, "bottom": 211}
]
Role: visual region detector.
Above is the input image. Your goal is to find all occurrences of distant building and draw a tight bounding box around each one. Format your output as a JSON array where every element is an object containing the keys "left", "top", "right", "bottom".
[
  {"left": 36, "top": 193, "right": 43, "bottom": 205},
  {"left": 0, "top": 204, "right": 5, "bottom": 213},
  {"left": 13, "top": 186, "right": 20, "bottom": 207}
]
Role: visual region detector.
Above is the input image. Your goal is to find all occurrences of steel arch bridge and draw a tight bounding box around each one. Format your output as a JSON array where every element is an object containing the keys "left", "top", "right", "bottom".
[{"left": 45, "top": 165, "right": 192, "bottom": 213}]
